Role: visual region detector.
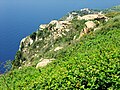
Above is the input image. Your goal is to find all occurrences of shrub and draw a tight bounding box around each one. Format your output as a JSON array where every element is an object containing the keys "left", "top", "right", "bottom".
[
  {"left": 105, "top": 12, "right": 120, "bottom": 18},
  {"left": 12, "top": 51, "right": 26, "bottom": 68},
  {"left": 1, "top": 26, "right": 120, "bottom": 89},
  {"left": 30, "top": 32, "right": 36, "bottom": 41}
]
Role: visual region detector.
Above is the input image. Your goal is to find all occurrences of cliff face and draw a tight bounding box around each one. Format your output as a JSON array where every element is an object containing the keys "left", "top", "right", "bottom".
[{"left": 13, "top": 9, "right": 108, "bottom": 69}]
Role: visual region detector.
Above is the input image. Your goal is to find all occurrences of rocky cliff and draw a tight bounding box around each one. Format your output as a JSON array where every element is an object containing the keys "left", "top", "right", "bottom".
[{"left": 12, "top": 8, "right": 109, "bottom": 69}]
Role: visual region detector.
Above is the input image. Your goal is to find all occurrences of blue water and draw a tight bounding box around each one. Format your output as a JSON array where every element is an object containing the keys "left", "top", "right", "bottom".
[{"left": 0, "top": 0, "right": 120, "bottom": 72}]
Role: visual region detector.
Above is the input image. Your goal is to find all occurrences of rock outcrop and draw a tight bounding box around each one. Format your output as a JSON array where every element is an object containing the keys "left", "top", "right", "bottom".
[
  {"left": 36, "top": 58, "right": 55, "bottom": 68},
  {"left": 78, "top": 14, "right": 108, "bottom": 21},
  {"left": 80, "top": 21, "right": 96, "bottom": 37},
  {"left": 85, "top": 21, "right": 96, "bottom": 29},
  {"left": 39, "top": 24, "right": 48, "bottom": 30},
  {"left": 19, "top": 36, "right": 33, "bottom": 51}
]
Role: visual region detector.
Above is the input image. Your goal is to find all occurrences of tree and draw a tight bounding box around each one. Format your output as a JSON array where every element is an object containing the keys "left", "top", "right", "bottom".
[
  {"left": 12, "top": 51, "right": 22, "bottom": 67},
  {"left": 30, "top": 32, "right": 36, "bottom": 41}
]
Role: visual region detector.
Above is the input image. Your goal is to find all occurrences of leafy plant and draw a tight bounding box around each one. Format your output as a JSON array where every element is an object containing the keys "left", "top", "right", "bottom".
[{"left": 30, "top": 32, "right": 36, "bottom": 41}]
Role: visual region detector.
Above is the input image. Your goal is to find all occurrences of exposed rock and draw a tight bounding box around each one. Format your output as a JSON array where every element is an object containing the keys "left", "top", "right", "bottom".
[
  {"left": 80, "top": 21, "right": 96, "bottom": 37},
  {"left": 22, "top": 48, "right": 28, "bottom": 53},
  {"left": 66, "top": 13, "right": 74, "bottom": 21},
  {"left": 81, "top": 21, "right": 96, "bottom": 34},
  {"left": 94, "top": 27, "right": 101, "bottom": 31},
  {"left": 49, "top": 20, "right": 58, "bottom": 25},
  {"left": 83, "top": 27, "right": 89, "bottom": 34},
  {"left": 20, "top": 38, "right": 26, "bottom": 44},
  {"left": 73, "top": 35, "right": 77, "bottom": 40},
  {"left": 77, "top": 16, "right": 82, "bottom": 20},
  {"left": 39, "top": 24, "right": 48, "bottom": 30},
  {"left": 47, "top": 20, "right": 71, "bottom": 40},
  {"left": 78, "top": 14, "right": 108, "bottom": 20},
  {"left": 71, "top": 12, "right": 78, "bottom": 16},
  {"left": 65, "top": 29, "right": 70, "bottom": 32},
  {"left": 29, "top": 37, "right": 34, "bottom": 45},
  {"left": 39, "top": 38, "right": 43, "bottom": 41},
  {"left": 19, "top": 38, "right": 26, "bottom": 51},
  {"left": 25, "top": 62, "right": 31, "bottom": 67},
  {"left": 55, "top": 21, "right": 71, "bottom": 30},
  {"left": 80, "top": 31, "right": 85, "bottom": 38},
  {"left": 62, "top": 32, "right": 66, "bottom": 36},
  {"left": 36, "top": 46, "right": 39, "bottom": 48},
  {"left": 80, "top": 8, "right": 91, "bottom": 13},
  {"left": 35, "top": 36, "right": 38, "bottom": 41},
  {"left": 36, "top": 58, "right": 55, "bottom": 68},
  {"left": 19, "top": 36, "right": 33, "bottom": 51},
  {"left": 54, "top": 47, "right": 63, "bottom": 51},
  {"left": 85, "top": 21, "right": 96, "bottom": 29},
  {"left": 18, "top": 67, "right": 22, "bottom": 69}
]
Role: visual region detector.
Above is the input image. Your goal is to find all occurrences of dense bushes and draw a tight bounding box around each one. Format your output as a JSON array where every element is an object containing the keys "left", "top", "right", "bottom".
[
  {"left": 1, "top": 10, "right": 120, "bottom": 89},
  {"left": 12, "top": 51, "right": 26, "bottom": 68},
  {"left": 71, "top": 19, "right": 86, "bottom": 31},
  {"left": 0, "top": 25, "right": 120, "bottom": 89},
  {"left": 105, "top": 12, "right": 120, "bottom": 18},
  {"left": 30, "top": 32, "right": 36, "bottom": 41},
  {"left": 99, "top": 15, "right": 120, "bottom": 35}
]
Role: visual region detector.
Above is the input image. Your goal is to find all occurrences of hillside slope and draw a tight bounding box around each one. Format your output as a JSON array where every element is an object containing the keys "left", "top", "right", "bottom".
[
  {"left": 0, "top": 7, "right": 120, "bottom": 89},
  {"left": 12, "top": 9, "right": 108, "bottom": 69}
]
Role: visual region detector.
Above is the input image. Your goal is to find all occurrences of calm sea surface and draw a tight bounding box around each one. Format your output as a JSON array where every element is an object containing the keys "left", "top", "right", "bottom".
[{"left": 0, "top": 0, "right": 120, "bottom": 72}]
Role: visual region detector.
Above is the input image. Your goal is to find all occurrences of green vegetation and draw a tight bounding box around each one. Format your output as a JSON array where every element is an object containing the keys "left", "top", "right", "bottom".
[
  {"left": 30, "top": 32, "right": 37, "bottom": 41},
  {"left": 105, "top": 5, "right": 120, "bottom": 12},
  {"left": 105, "top": 12, "right": 120, "bottom": 18},
  {"left": 1, "top": 6, "right": 120, "bottom": 89},
  {"left": 12, "top": 51, "right": 26, "bottom": 68},
  {"left": 0, "top": 13, "right": 120, "bottom": 89}
]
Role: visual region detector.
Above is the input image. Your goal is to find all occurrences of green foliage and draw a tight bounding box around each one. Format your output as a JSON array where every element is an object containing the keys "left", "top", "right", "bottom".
[
  {"left": 71, "top": 19, "right": 86, "bottom": 30},
  {"left": 100, "top": 15, "right": 120, "bottom": 34},
  {"left": 37, "top": 28, "right": 50, "bottom": 39},
  {"left": 110, "top": 5, "right": 120, "bottom": 11},
  {"left": 105, "top": 12, "right": 120, "bottom": 18},
  {"left": 30, "top": 32, "right": 36, "bottom": 41},
  {"left": 12, "top": 51, "right": 26, "bottom": 68},
  {"left": 105, "top": 5, "right": 120, "bottom": 12},
  {"left": 0, "top": 24, "right": 120, "bottom": 89},
  {"left": 37, "top": 30, "right": 44, "bottom": 38},
  {"left": 1, "top": 8, "right": 120, "bottom": 89},
  {"left": 13, "top": 51, "right": 22, "bottom": 67},
  {"left": 103, "top": 5, "right": 120, "bottom": 13},
  {"left": 20, "top": 42, "right": 24, "bottom": 51},
  {"left": 31, "top": 40, "right": 44, "bottom": 49}
]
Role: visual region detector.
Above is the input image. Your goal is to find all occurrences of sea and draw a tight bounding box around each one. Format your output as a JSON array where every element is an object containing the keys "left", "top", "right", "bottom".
[{"left": 0, "top": 0, "right": 120, "bottom": 73}]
